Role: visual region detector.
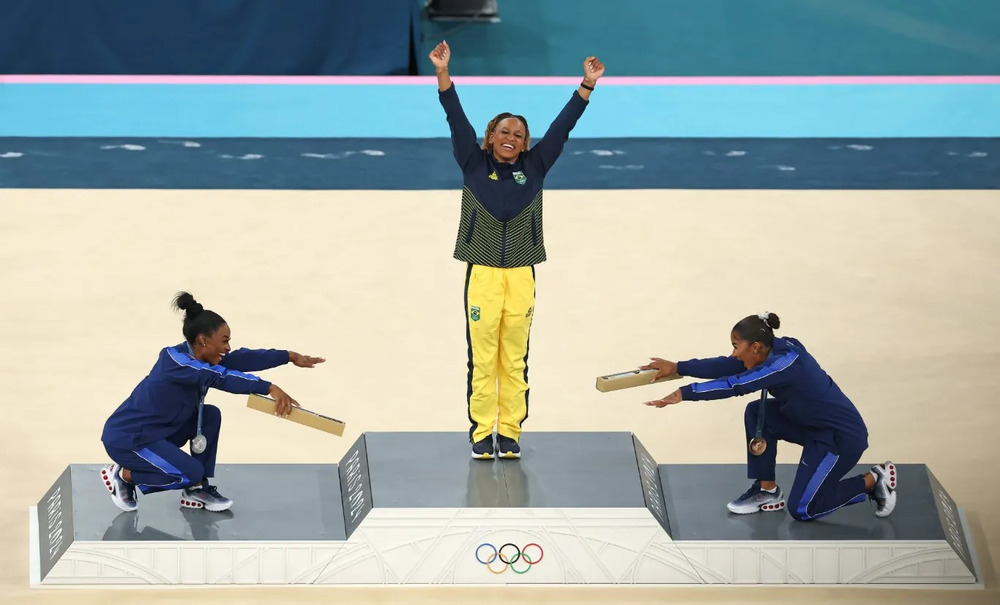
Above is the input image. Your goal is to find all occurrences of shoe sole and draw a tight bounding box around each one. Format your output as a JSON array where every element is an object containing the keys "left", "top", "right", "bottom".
[
  {"left": 880, "top": 462, "right": 897, "bottom": 490},
  {"left": 874, "top": 461, "right": 898, "bottom": 517},
  {"left": 875, "top": 490, "right": 897, "bottom": 517},
  {"left": 471, "top": 450, "right": 495, "bottom": 460},
  {"left": 180, "top": 496, "right": 233, "bottom": 512},
  {"left": 100, "top": 466, "right": 137, "bottom": 513},
  {"left": 728, "top": 499, "right": 786, "bottom": 515}
]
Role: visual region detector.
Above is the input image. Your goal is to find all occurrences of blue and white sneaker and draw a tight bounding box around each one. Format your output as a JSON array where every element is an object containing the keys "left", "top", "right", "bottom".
[
  {"left": 497, "top": 435, "right": 521, "bottom": 459},
  {"left": 869, "top": 461, "right": 897, "bottom": 518},
  {"left": 100, "top": 463, "right": 137, "bottom": 512},
  {"left": 471, "top": 435, "right": 495, "bottom": 460},
  {"left": 180, "top": 483, "right": 233, "bottom": 512},
  {"left": 727, "top": 480, "right": 786, "bottom": 514}
]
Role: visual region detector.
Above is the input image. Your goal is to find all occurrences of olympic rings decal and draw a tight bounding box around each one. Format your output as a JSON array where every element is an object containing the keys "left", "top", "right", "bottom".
[{"left": 475, "top": 542, "right": 544, "bottom": 574}]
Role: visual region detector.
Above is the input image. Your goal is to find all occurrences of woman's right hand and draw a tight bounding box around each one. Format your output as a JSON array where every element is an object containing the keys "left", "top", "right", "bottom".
[
  {"left": 641, "top": 357, "right": 678, "bottom": 381},
  {"left": 268, "top": 384, "right": 298, "bottom": 417},
  {"left": 429, "top": 40, "right": 451, "bottom": 70}
]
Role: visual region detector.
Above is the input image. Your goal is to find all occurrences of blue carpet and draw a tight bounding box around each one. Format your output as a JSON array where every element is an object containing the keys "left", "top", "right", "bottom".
[{"left": 1, "top": 137, "right": 997, "bottom": 189}]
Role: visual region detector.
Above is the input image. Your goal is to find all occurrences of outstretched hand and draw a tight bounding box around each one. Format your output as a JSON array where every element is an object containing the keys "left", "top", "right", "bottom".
[
  {"left": 640, "top": 357, "right": 677, "bottom": 381},
  {"left": 429, "top": 41, "right": 451, "bottom": 70},
  {"left": 644, "top": 389, "right": 683, "bottom": 408},
  {"left": 583, "top": 56, "right": 605, "bottom": 82},
  {"left": 289, "top": 351, "right": 325, "bottom": 368}
]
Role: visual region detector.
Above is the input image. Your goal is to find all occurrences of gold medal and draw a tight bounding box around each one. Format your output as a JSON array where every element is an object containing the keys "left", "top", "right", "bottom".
[{"left": 749, "top": 437, "right": 767, "bottom": 456}]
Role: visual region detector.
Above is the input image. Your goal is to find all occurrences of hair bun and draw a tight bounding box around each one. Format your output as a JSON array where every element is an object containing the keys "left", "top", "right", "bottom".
[
  {"left": 172, "top": 291, "right": 204, "bottom": 318},
  {"left": 758, "top": 311, "right": 781, "bottom": 330}
]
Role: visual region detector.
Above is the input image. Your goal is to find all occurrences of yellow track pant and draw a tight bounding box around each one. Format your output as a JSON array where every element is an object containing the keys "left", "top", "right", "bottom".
[{"left": 464, "top": 264, "right": 535, "bottom": 443}]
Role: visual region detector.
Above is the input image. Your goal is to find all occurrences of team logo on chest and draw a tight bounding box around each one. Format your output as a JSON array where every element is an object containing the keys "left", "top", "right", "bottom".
[
  {"left": 489, "top": 170, "right": 498, "bottom": 181},
  {"left": 513, "top": 171, "right": 527, "bottom": 185}
]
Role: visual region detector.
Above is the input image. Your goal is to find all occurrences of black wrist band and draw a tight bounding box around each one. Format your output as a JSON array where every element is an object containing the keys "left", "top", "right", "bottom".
[{"left": 580, "top": 81, "right": 594, "bottom": 91}]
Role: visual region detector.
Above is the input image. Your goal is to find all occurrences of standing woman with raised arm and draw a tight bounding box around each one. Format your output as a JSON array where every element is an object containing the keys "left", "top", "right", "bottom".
[{"left": 429, "top": 40, "right": 604, "bottom": 460}]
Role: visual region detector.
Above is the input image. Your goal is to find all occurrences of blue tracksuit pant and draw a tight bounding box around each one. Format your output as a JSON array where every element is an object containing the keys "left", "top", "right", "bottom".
[
  {"left": 745, "top": 398, "right": 869, "bottom": 521},
  {"left": 103, "top": 404, "right": 221, "bottom": 494}
]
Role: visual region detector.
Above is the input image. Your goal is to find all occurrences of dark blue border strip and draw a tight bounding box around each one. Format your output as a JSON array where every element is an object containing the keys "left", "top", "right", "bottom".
[{"left": 1, "top": 137, "right": 997, "bottom": 190}]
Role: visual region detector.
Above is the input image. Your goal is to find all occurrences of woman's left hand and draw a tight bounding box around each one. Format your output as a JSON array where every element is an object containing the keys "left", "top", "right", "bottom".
[
  {"left": 644, "top": 389, "right": 683, "bottom": 408},
  {"left": 289, "top": 352, "right": 326, "bottom": 368},
  {"left": 583, "top": 56, "right": 605, "bottom": 82}
]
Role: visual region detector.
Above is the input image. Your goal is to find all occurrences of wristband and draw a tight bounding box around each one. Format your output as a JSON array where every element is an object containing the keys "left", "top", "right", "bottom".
[{"left": 580, "top": 81, "right": 595, "bottom": 91}]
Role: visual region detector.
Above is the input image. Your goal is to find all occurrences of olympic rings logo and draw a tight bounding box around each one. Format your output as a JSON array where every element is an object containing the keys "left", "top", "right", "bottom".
[{"left": 475, "top": 542, "right": 544, "bottom": 574}]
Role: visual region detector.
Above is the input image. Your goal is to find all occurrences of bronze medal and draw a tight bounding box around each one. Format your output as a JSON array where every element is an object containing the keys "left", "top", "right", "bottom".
[{"left": 748, "top": 390, "right": 768, "bottom": 456}]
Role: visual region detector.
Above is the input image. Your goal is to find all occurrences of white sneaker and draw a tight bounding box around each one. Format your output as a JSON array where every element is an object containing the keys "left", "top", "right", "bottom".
[
  {"left": 180, "top": 483, "right": 233, "bottom": 512},
  {"left": 100, "top": 463, "right": 137, "bottom": 512},
  {"left": 870, "top": 461, "right": 897, "bottom": 518},
  {"left": 727, "top": 481, "right": 786, "bottom": 514}
]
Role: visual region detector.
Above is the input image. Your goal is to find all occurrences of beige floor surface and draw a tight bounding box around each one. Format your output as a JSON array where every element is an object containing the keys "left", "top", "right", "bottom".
[{"left": 1, "top": 188, "right": 998, "bottom": 604}]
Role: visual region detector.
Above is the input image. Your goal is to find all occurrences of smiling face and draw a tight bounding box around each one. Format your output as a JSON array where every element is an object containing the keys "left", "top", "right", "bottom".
[
  {"left": 195, "top": 323, "right": 232, "bottom": 365},
  {"left": 487, "top": 116, "right": 529, "bottom": 163}
]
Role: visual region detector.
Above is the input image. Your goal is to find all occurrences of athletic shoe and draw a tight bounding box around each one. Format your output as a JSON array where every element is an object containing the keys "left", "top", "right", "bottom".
[
  {"left": 870, "top": 461, "right": 898, "bottom": 518},
  {"left": 180, "top": 483, "right": 233, "bottom": 512},
  {"left": 727, "top": 480, "right": 786, "bottom": 514},
  {"left": 471, "top": 435, "right": 495, "bottom": 460},
  {"left": 497, "top": 434, "right": 521, "bottom": 459},
  {"left": 100, "top": 463, "right": 137, "bottom": 512}
]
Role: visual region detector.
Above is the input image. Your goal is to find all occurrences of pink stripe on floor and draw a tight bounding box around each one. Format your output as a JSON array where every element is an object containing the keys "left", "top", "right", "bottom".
[{"left": 2, "top": 75, "right": 999, "bottom": 85}]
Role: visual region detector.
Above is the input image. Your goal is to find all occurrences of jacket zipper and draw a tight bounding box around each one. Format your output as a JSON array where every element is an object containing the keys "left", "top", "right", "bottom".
[{"left": 500, "top": 221, "right": 508, "bottom": 266}]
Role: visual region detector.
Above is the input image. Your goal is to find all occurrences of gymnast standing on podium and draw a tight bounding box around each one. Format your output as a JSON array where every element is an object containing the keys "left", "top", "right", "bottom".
[{"left": 429, "top": 40, "right": 604, "bottom": 460}]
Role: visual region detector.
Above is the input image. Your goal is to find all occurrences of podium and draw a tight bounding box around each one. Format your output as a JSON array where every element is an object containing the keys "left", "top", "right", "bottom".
[{"left": 31, "top": 431, "right": 982, "bottom": 587}]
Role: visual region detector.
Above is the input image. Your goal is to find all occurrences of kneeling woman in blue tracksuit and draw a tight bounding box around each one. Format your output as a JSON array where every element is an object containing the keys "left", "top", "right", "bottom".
[
  {"left": 642, "top": 313, "right": 898, "bottom": 521},
  {"left": 99, "top": 292, "right": 324, "bottom": 513}
]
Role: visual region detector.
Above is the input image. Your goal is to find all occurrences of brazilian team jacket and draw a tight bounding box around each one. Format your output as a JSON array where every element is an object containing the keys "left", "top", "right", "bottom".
[
  {"left": 438, "top": 83, "right": 589, "bottom": 268},
  {"left": 676, "top": 336, "right": 869, "bottom": 452},
  {"left": 101, "top": 343, "right": 289, "bottom": 450}
]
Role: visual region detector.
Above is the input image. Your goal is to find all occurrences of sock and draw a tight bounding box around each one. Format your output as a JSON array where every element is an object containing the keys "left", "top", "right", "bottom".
[{"left": 762, "top": 486, "right": 777, "bottom": 494}]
